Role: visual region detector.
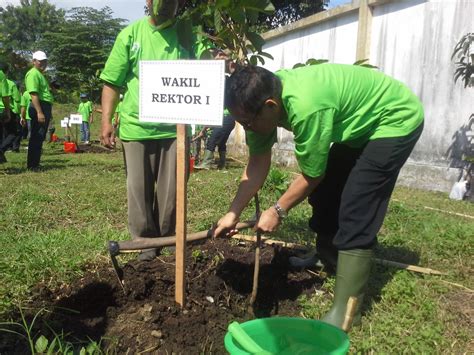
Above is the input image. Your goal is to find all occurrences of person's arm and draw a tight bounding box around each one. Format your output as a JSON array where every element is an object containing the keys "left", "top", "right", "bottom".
[
  {"left": 100, "top": 83, "right": 119, "bottom": 148},
  {"left": 20, "top": 105, "right": 26, "bottom": 126},
  {"left": 256, "top": 173, "right": 323, "bottom": 233},
  {"left": 30, "top": 92, "right": 45, "bottom": 124},
  {"left": 213, "top": 151, "right": 272, "bottom": 237}
]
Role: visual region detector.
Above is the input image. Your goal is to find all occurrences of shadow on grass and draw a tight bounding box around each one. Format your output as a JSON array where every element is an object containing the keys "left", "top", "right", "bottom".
[
  {"left": 0, "top": 282, "right": 116, "bottom": 353},
  {"left": 363, "top": 244, "right": 420, "bottom": 316}
]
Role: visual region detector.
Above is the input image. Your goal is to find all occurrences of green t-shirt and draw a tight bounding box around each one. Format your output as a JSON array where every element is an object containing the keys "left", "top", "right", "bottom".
[
  {"left": 24, "top": 67, "right": 53, "bottom": 103},
  {"left": 246, "top": 64, "right": 424, "bottom": 177},
  {"left": 0, "top": 70, "right": 7, "bottom": 98},
  {"left": 8, "top": 80, "right": 21, "bottom": 114},
  {"left": 100, "top": 17, "right": 209, "bottom": 141},
  {"left": 21, "top": 91, "right": 32, "bottom": 120},
  {"left": 78, "top": 101, "right": 93, "bottom": 122}
]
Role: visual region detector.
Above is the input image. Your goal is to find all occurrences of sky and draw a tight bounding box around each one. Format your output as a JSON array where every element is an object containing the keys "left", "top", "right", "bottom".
[{"left": 3, "top": 0, "right": 352, "bottom": 24}]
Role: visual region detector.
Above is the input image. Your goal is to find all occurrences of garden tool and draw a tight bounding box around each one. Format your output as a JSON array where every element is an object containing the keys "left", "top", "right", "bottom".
[{"left": 108, "top": 221, "right": 255, "bottom": 287}]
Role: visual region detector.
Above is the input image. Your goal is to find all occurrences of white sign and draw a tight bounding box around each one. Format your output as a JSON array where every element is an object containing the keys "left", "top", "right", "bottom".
[
  {"left": 60, "top": 119, "right": 68, "bottom": 128},
  {"left": 139, "top": 60, "right": 225, "bottom": 126},
  {"left": 69, "top": 114, "right": 82, "bottom": 125}
]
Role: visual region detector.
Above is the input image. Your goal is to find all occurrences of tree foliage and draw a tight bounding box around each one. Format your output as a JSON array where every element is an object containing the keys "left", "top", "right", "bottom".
[
  {"left": 0, "top": 0, "right": 65, "bottom": 54},
  {"left": 181, "top": 0, "right": 276, "bottom": 65},
  {"left": 258, "top": 0, "right": 328, "bottom": 30},
  {"left": 42, "top": 7, "right": 126, "bottom": 100},
  {"left": 452, "top": 33, "right": 474, "bottom": 88},
  {"left": 0, "top": 0, "right": 65, "bottom": 81}
]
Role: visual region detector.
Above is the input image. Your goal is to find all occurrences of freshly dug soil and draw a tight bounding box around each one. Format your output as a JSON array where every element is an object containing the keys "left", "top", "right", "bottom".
[{"left": 1, "top": 239, "right": 323, "bottom": 354}]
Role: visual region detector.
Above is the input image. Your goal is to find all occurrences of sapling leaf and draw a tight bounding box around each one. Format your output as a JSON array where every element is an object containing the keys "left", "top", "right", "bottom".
[
  {"left": 35, "top": 335, "right": 48, "bottom": 353},
  {"left": 247, "top": 31, "right": 265, "bottom": 52}
]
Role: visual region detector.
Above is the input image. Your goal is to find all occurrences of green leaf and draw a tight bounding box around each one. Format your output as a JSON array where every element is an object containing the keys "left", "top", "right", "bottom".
[
  {"left": 249, "top": 55, "right": 258, "bottom": 65},
  {"left": 46, "top": 338, "right": 57, "bottom": 355},
  {"left": 229, "top": 8, "right": 246, "bottom": 23},
  {"left": 214, "top": 9, "right": 222, "bottom": 33},
  {"left": 259, "top": 52, "right": 274, "bottom": 60},
  {"left": 215, "top": 0, "right": 231, "bottom": 9},
  {"left": 240, "top": 0, "right": 275, "bottom": 14},
  {"left": 353, "top": 58, "right": 369, "bottom": 65},
  {"left": 306, "top": 58, "right": 328, "bottom": 65},
  {"left": 35, "top": 335, "right": 48, "bottom": 353},
  {"left": 293, "top": 63, "right": 306, "bottom": 69},
  {"left": 246, "top": 31, "right": 265, "bottom": 52}
]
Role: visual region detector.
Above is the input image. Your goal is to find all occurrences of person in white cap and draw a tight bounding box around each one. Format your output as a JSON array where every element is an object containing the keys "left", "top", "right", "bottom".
[{"left": 24, "top": 50, "right": 53, "bottom": 170}]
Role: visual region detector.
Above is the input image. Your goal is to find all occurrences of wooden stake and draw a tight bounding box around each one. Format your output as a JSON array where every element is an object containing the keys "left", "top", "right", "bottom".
[
  {"left": 175, "top": 124, "right": 187, "bottom": 307},
  {"left": 342, "top": 296, "right": 358, "bottom": 332},
  {"left": 249, "top": 194, "right": 261, "bottom": 307}
]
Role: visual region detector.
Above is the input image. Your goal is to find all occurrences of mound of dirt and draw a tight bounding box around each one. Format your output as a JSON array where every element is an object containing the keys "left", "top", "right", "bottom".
[{"left": 1, "top": 239, "right": 324, "bottom": 353}]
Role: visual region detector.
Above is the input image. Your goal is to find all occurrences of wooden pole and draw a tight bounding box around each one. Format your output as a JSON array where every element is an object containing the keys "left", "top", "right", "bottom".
[
  {"left": 341, "top": 296, "right": 358, "bottom": 332},
  {"left": 249, "top": 194, "right": 261, "bottom": 307},
  {"left": 175, "top": 124, "right": 187, "bottom": 307}
]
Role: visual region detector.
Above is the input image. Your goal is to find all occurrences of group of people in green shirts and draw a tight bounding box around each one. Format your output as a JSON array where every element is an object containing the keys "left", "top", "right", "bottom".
[
  {"left": 98, "top": 0, "right": 424, "bottom": 330},
  {"left": 0, "top": 63, "right": 35, "bottom": 163},
  {"left": 0, "top": 51, "right": 54, "bottom": 169}
]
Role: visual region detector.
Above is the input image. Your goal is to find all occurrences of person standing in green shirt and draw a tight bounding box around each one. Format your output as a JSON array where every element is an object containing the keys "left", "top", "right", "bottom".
[
  {"left": 78, "top": 93, "right": 93, "bottom": 144},
  {"left": 0, "top": 64, "right": 11, "bottom": 164},
  {"left": 24, "top": 50, "right": 53, "bottom": 170},
  {"left": 100, "top": 0, "right": 213, "bottom": 261},
  {"left": 213, "top": 64, "right": 424, "bottom": 329},
  {"left": 20, "top": 90, "right": 32, "bottom": 139}
]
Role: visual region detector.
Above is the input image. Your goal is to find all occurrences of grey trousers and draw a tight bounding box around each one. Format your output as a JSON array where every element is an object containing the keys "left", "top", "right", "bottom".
[{"left": 122, "top": 138, "right": 187, "bottom": 240}]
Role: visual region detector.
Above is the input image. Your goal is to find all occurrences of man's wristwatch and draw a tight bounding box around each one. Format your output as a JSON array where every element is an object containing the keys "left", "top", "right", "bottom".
[{"left": 273, "top": 203, "right": 288, "bottom": 220}]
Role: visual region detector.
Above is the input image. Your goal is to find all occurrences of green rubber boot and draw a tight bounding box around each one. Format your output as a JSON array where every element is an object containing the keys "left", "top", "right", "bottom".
[
  {"left": 194, "top": 150, "right": 214, "bottom": 170},
  {"left": 217, "top": 151, "right": 226, "bottom": 169},
  {"left": 322, "top": 248, "right": 373, "bottom": 329}
]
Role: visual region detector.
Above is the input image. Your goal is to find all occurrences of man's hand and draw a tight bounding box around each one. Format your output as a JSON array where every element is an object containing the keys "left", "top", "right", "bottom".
[
  {"left": 37, "top": 112, "right": 46, "bottom": 124},
  {"left": 20, "top": 118, "right": 26, "bottom": 127},
  {"left": 100, "top": 120, "right": 115, "bottom": 148},
  {"left": 255, "top": 207, "right": 280, "bottom": 233},
  {"left": 213, "top": 212, "right": 240, "bottom": 238}
]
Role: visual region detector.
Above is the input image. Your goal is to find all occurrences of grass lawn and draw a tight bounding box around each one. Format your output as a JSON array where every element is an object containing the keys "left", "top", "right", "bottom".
[{"left": 0, "top": 105, "right": 473, "bottom": 353}]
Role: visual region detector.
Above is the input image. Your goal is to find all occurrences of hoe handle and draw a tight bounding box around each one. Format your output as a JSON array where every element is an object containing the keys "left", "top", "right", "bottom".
[{"left": 109, "top": 221, "right": 255, "bottom": 255}]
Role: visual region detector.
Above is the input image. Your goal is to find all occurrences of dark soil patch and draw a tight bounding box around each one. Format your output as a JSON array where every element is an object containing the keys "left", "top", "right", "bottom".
[{"left": 0, "top": 239, "right": 323, "bottom": 354}]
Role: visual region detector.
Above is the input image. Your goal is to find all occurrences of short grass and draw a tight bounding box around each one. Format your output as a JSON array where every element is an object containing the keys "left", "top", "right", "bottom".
[{"left": 0, "top": 107, "right": 473, "bottom": 352}]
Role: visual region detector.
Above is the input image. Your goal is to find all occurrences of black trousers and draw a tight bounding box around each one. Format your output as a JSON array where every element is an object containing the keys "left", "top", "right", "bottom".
[
  {"left": 308, "top": 122, "right": 423, "bottom": 250},
  {"left": 0, "top": 112, "right": 20, "bottom": 153},
  {"left": 27, "top": 101, "right": 52, "bottom": 169},
  {"left": 206, "top": 114, "right": 235, "bottom": 152}
]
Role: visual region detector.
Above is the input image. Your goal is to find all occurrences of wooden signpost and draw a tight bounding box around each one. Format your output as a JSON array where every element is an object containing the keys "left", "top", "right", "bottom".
[{"left": 139, "top": 60, "right": 225, "bottom": 307}]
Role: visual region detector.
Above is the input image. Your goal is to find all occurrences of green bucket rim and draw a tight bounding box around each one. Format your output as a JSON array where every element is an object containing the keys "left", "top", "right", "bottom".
[{"left": 224, "top": 317, "right": 350, "bottom": 355}]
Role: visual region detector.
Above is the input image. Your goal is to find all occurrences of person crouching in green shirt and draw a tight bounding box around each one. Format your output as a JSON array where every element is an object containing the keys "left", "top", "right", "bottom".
[
  {"left": 213, "top": 64, "right": 424, "bottom": 329},
  {"left": 78, "top": 93, "right": 93, "bottom": 144},
  {"left": 100, "top": 0, "right": 213, "bottom": 261},
  {"left": 24, "top": 50, "right": 53, "bottom": 170}
]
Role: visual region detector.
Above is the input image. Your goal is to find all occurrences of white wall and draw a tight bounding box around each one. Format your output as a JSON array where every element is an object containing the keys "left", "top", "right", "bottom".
[{"left": 228, "top": 0, "right": 474, "bottom": 192}]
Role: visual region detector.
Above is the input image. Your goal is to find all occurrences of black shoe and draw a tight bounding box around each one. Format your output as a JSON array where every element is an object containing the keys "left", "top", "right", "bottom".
[{"left": 27, "top": 166, "right": 42, "bottom": 172}]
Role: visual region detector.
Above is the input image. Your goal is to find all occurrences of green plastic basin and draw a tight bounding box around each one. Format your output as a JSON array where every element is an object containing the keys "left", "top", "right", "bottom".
[{"left": 224, "top": 317, "right": 350, "bottom": 355}]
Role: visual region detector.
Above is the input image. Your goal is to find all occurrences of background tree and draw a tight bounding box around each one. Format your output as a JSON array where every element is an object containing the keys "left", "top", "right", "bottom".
[
  {"left": 42, "top": 7, "right": 126, "bottom": 102},
  {"left": 0, "top": 0, "right": 64, "bottom": 81},
  {"left": 450, "top": 33, "right": 474, "bottom": 201},
  {"left": 258, "top": 0, "right": 328, "bottom": 30}
]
